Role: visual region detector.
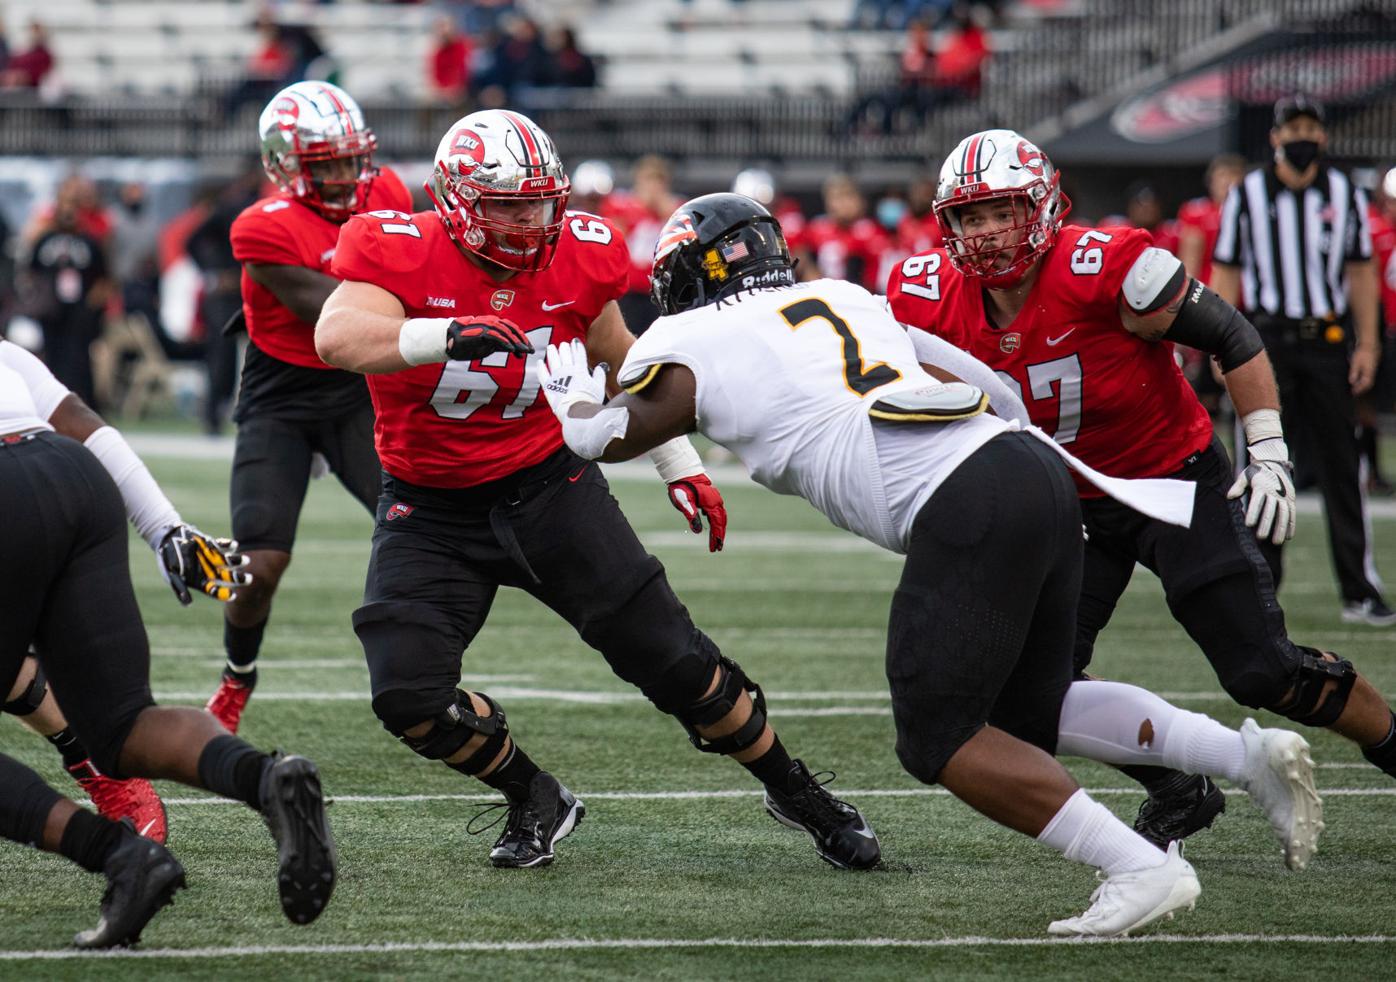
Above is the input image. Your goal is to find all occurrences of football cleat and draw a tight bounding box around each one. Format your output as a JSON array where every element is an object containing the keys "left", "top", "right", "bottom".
[
  {"left": 764, "top": 760, "right": 881, "bottom": 870},
  {"left": 206, "top": 670, "right": 255, "bottom": 734},
  {"left": 1132, "top": 774, "right": 1226, "bottom": 850},
  {"left": 1047, "top": 841, "right": 1200, "bottom": 937},
  {"left": 73, "top": 818, "right": 186, "bottom": 948},
  {"left": 1238, "top": 718, "right": 1324, "bottom": 871},
  {"left": 483, "top": 772, "right": 585, "bottom": 869},
  {"left": 259, "top": 753, "right": 337, "bottom": 924},
  {"left": 69, "top": 760, "right": 168, "bottom": 845}
]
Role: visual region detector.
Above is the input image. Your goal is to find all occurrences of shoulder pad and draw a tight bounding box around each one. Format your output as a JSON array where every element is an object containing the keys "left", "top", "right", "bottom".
[
  {"left": 619, "top": 363, "right": 662, "bottom": 394},
  {"left": 1122, "top": 247, "right": 1186, "bottom": 313}
]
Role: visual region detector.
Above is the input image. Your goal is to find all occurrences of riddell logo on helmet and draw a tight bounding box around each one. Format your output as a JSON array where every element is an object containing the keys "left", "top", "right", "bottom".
[
  {"left": 490, "top": 289, "right": 516, "bottom": 311},
  {"left": 740, "top": 269, "right": 794, "bottom": 289}
]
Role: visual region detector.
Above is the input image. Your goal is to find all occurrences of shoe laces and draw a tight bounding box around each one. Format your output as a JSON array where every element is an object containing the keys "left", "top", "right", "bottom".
[
  {"left": 786, "top": 769, "right": 855, "bottom": 825},
  {"left": 466, "top": 801, "right": 510, "bottom": 837}
]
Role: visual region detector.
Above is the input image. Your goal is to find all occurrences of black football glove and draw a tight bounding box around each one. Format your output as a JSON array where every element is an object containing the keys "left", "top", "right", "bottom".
[
  {"left": 445, "top": 316, "right": 534, "bottom": 360},
  {"left": 157, "top": 524, "right": 252, "bottom": 605}
]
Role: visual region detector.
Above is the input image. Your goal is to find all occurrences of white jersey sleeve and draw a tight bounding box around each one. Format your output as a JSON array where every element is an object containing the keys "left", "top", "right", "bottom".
[{"left": 0, "top": 339, "right": 68, "bottom": 434}]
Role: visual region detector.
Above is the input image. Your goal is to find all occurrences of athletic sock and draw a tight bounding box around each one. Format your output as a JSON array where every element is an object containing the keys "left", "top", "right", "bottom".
[
  {"left": 1037, "top": 788, "right": 1167, "bottom": 876},
  {"left": 469, "top": 742, "right": 542, "bottom": 803},
  {"left": 1362, "top": 711, "right": 1396, "bottom": 779},
  {"left": 197, "top": 734, "right": 273, "bottom": 809},
  {"left": 1160, "top": 710, "right": 1247, "bottom": 784},
  {"left": 224, "top": 616, "right": 268, "bottom": 678},
  {"left": 48, "top": 728, "right": 90, "bottom": 770},
  {"left": 58, "top": 808, "right": 125, "bottom": 874},
  {"left": 739, "top": 734, "right": 800, "bottom": 792}
]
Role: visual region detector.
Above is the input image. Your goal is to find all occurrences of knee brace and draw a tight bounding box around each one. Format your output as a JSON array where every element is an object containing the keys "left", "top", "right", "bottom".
[
  {"left": 1271, "top": 646, "right": 1357, "bottom": 728},
  {"left": 645, "top": 638, "right": 769, "bottom": 756},
  {"left": 3, "top": 663, "right": 46, "bottom": 717},
  {"left": 373, "top": 688, "right": 510, "bottom": 772}
]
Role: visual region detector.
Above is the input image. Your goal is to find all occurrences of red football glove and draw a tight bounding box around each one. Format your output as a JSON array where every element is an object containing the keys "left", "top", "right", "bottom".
[
  {"left": 445, "top": 316, "right": 533, "bottom": 360},
  {"left": 667, "top": 474, "right": 727, "bottom": 552}
]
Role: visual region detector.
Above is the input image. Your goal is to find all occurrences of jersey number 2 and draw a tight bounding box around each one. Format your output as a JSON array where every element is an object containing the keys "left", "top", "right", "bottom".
[{"left": 779, "top": 298, "right": 901, "bottom": 395}]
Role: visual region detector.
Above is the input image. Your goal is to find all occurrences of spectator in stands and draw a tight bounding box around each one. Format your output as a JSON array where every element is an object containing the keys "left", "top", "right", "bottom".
[
  {"left": 473, "top": 14, "right": 547, "bottom": 108},
  {"left": 609, "top": 154, "right": 681, "bottom": 335},
  {"left": 0, "top": 19, "right": 52, "bottom": 91},
  {"left": 21, "top": 175, "right": 112, "bottom": 254},
  {"left": 732, "top": 167, "right": 807, "bottom": 253},
  {"left": 426, "top": 14, "right": 473, "bottom": 109},
  {"left": 441, "top": 0, "right": 517, "bottom": 37},
  {"left": 919, "top": 5, "right": 990, "bottom": 109},
  {"left": 1099, "top": 180, "right": 1180, "bottom": 254},
  {"left": 800, "top": 174, "right": 891, "bottom": 291},
  {"left": 896, "top": 175, "right": 941, "bottom": 254},
  {"left": 850, "top": 0, "right": 954, "bottom": 31},
  {"left": 1178, "top": 153, "right": 1246, "bottom": 283},
  {"left": 229, "top": 10, "right": 296, "bottom": 115},
  {"left": 110, "top": 182, "right": 163, "bottom": 342},
  {"left": 22, "top": 195, "right": 111, "bottom": 407},
  {"left": 544, "top": 26, "right": 597, "bottom": 89}
]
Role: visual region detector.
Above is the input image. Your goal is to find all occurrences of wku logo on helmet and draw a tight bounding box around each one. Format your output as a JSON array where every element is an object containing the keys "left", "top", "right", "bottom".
[
  {"left": 272, "top": 97, "right": 300, "bottom": 131},
  {"left": 654, "top": 215, "right": 698, "bottom": 262},
  {"left": 1016, "top": 140, "right": 1046, "bottom": 176}
]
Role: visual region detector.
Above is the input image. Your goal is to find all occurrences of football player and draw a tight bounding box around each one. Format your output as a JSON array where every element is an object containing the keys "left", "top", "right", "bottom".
[
  {"left": 0, "top": 338, "right": 335, "bottom": 948},
  {"left": 314, "top": 109, "right": 879, "bottom": 871},
  {"left": 887, "top": 129, "right": 1396, "bottom": 838},
  {"left": 205, "top": 82, "right": 414, "bottom": 734},
  {"left": 536, "top": 191, "right": 1324, "bottom": 936}
]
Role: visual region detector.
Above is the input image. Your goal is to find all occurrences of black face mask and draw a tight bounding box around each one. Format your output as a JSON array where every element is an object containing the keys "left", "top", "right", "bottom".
[{"left": 1281, "top": 139, "right": 1321, "bottom": 172}]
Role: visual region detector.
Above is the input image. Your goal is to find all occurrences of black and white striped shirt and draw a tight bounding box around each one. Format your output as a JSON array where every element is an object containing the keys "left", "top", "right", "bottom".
[{"left": 1213, "top": 164, "right": 1372, "bottom": 319}]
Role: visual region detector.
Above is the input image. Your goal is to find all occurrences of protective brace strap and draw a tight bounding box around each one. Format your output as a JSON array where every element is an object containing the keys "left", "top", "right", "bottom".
[
  {"left": 83, "top": 426, "right": 182, "bottom": 550},
  {"left": 401, "top": 690, "right": 509, "bottom": 767},
  {"left": 1163, "top": 278, "right": 1265, "bottom": 373},
  {"left": 1274, "top": 647, "right": 1357, "bottom": 727},
  {"left": 2, "top": 663, "right": 47, "bottom": 716},
  {"left": 399, "top": 317, "right": 451, "bottom": 366},
  {"left": 1122, "top": 246, "right": 1187, "bottom": 314},
  {"left": 649, "top": 435, "right": 704, "bottom": 483},
  {"left": 561, "top": 403, "right": 630, "bottom": 460},
  {"left": 679, "top": 655, "right": 769, "bottom": 755}
]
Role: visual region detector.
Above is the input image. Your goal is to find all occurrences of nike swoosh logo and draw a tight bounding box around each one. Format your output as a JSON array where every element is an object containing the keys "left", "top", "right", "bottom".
[
  {"left": 567, "top": 465, "right": 589, "bottom": 482},
  {"left": 851, "top": 821, "right": 877, "bottom": 841},
  {"left": 138, "top": 818, "right": 159, "bottom": 838},
  {"left": 542, "top": 300, "right": 576, "bottom": 311},
  {"left": 1046, "top": 329, "right": 1076, "bottom": 346}
]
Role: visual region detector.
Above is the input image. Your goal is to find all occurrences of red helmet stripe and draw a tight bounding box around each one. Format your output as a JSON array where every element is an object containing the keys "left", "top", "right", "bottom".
[
  {"left": 498, "top": 110, "right": 541, "bottom": 170},
  {"left": 317, "top": 84, "right": 355, "bottom": 135},
  {"left": 962, "top": 133, "right": 984, "bottom": 182}
]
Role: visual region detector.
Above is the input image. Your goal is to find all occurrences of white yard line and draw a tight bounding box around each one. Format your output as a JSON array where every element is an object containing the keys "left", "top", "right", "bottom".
[{"left": 5, "top": 933, "right": 1395, "bottom": 961}]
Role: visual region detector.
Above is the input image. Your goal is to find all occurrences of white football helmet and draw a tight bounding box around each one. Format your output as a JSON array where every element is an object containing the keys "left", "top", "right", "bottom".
[
  {"left": 259, "top": 81, "right": 377, "bottom": 222},
  {"left": 933, "top": 129, "right": 1070, "bottom": 287},
  {"left": 426, "top": 109, "right": 571, "bottom": 272}
]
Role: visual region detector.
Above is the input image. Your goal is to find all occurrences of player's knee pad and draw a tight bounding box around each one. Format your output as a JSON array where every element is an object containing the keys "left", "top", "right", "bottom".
[
  {"left": 1270, "top": 646, "right": 1357, "bottom": 728},
  {"left": 373, "top": 687, "right": 510, "bottom": 772},
  {"left": 647, "top": 637, "right": 769, "bottom": 756},
  {"left": 2, "top": 662, "right": 46, "bottom": 717}
]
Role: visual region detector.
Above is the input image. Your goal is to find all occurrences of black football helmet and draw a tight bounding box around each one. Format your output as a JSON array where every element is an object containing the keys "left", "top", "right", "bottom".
[{"left": 650, "top": 193, "right": 795, "bottom": 316}]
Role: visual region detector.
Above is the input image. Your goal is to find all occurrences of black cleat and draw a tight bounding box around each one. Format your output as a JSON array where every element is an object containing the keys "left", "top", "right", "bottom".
[
  {"left": 1133, "top": 774, "right": 1226, "bottom": 849},
  {"left": 485, "top": 773, "right": 585, "bottom": 869},
  {"left": 259, "top": 753, "right": 337, "bottom": 925},
  {"left": 764, "top": 760, "right": 881, "bottom": 870},
  {"left": 73, "top": 818, "right": 186, "bottom": 949}
]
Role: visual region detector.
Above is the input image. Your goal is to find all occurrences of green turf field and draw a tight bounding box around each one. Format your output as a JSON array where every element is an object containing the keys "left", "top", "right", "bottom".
[{"left": 3, "top": 447, "right": 1396, "bottom": 980}]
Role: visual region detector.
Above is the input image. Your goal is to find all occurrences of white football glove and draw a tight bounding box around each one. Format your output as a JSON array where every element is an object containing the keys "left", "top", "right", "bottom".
[
  {"left": 536, "top": 339, "right": 607, "bottom": 419},
  {"left": 1227, "top": 437, "right": 1296, "bottom": 545}
]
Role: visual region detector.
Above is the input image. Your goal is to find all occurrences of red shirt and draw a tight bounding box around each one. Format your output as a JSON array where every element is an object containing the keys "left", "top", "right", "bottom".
[
  {"left": 332, "top": 209, "right": 630, "bottom": 488},
  {"left": 604, "top": 193, "right": 673, "bottom": 294},
  {"left": 230, "top": 167, "right": 412, "bottom": 370},
  {"left": 887, "top": 225, "right": 1214, "bottom": 494},
  {"left": 802, "top": 216, "right": 891, "bottom": 292},
  {"left": 430, "top": 36, "right": 473, "bottom": 96},
  {"left": 1176, "top": 196, "right": 1223, "bottom": 285},
  {"left": 1369, "top": 205, "right": 1396, "bottom": 332}
]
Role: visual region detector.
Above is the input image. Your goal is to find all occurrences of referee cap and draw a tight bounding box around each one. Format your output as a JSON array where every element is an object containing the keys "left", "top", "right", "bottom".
[{"left": 1273, "top": 94, "right": 1326, "bottom": 128}]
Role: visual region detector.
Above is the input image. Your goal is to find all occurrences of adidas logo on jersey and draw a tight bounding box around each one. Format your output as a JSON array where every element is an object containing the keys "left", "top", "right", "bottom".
[{"left": 426, "top": 296, "right": 457, "bottom": 309}]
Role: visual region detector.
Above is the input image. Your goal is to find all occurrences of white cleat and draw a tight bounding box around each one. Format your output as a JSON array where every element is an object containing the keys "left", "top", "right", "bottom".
[
  {"left": 1238, "top": 718, "right": 1324, "bottom": 871},
  {"left": 1047, "top": 841, "right": 1201, "bottom": 938}
]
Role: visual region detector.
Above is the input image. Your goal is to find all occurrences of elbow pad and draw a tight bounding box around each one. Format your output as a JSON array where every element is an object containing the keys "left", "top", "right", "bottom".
[{"left": 1163, "top": 278, "right": 1265, "bottom": 373}]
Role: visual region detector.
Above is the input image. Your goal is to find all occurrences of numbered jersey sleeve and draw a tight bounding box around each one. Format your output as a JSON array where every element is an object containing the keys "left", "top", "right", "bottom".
[
  {"left": 885, "top": 248, "right": 968, "bottom": 346},
  {"left": 230, "top": 199, "right": 308, "bottom": 267},
  {"left": 561, "top": 211, "right": 631, "bottom": 312},
  {"left": 331, "top": 210, "right": 438, "bottom": 304},
  {"left": 1050, "top": 225, "right": 1153, "bottom": 312}
]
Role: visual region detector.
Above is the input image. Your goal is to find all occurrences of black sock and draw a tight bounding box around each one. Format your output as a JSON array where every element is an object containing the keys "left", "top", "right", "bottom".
[
  {"left": 48, "top": 728, "right": 90, "bottom": 770},
  {"left": 224, "top": 617, "right": 268, "bottom": 676},
  {"left": 1115, "top": 763, "right": 1198, "bottom": 796},
  {"left": 742, "top": 734, "right": 800, "bottom": 792},
  {"left": 469, "top": 742, "right": 541, "bottom": 803},
  {"left": 1362, "top": 711, "right": 1396, "bottom": 779},
  {"left": 197, "top": 734, "right": 273, "bottom": 809},
  {"left": 58, "top": 808, "right": 124, "bottom": 874}
]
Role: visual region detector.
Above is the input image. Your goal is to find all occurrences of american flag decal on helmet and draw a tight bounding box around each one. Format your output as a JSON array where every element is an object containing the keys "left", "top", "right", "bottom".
[
  {"left": 720, "top": 239, "right": 749, "bottom": 262},
  {"left": 655, "top": 215, "right": 698, "bottom": 262}
]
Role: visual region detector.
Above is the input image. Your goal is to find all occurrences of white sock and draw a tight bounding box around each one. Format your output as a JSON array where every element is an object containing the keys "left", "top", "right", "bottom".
[
  {"left": 225, "top": 661, "right": 256, "bottom": 675},
  {"left": 1056, "top": 680, "right": 1247, "bottom": 784},
  {"left": 1037, "top": 788, "right": 1167, "bottom": 875}
]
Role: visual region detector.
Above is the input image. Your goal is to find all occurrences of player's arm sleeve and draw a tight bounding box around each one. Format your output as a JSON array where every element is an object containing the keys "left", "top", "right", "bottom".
[
  {"left": 905, "top": 329, "right": 1028, "bottom": 424},
  {"left": 0, "top": 338, "right": 70, "bottom": 420},
  {"left": 230, "top": 209, "right": 305, "bottom": 266}
]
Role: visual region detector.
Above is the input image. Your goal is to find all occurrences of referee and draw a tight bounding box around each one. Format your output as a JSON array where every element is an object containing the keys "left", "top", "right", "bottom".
[{"left": 1212, "top": 94, "right": 1393, "bottom": 625}]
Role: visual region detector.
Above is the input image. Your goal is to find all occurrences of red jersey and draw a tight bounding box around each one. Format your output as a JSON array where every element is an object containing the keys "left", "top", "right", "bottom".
[
  {"left": 231, "top": 167, "right": 412, "bottom": 369},
  {"left": 801, "top": 216, "right": 892, "bottom": 292},
  {"left": 604, "top": 192, "right": 674, "bottom": 294},
  {"left": 887, "top": 225, "right": 1214, "bottom": 494},
  {"left": 332, "top": 209, "right": 630, "bottom": 488},
  {"left": 1368, "top": 205, "right": 1396, "bottom": 332},
  {"left": 1176, "top": 196, "right": 1223, "bottom": 285}
]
